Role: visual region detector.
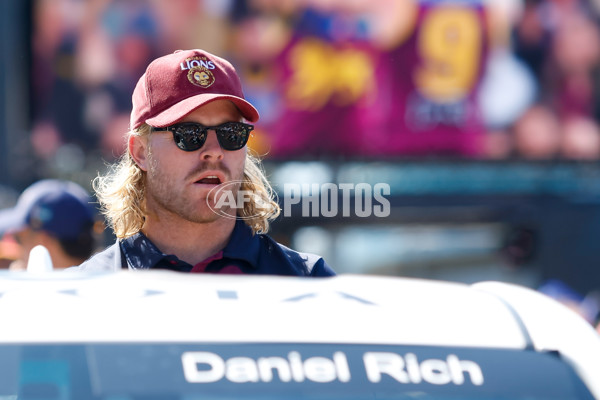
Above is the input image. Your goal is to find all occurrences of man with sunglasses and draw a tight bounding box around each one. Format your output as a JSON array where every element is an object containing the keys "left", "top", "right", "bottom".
[{"left": 75, "top": 49, "right": 335, "bottom": 276}]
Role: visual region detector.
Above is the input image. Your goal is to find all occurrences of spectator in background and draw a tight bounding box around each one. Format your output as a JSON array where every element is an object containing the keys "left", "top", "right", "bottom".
[
  {"left": 511, "top": 104, "right": 562, "bottom": 159},
  {"left": 0, "top": 180, "right": 98, "bottom": 270},
  {"left": 0, "top": 237, "right": 20, "bottom": 269},
  {"left": 512, "top": 0, "right": 551, "bottom": 82},
  {"left": 560, "top": 116, "right": 600, "bottom": 160},
  {"left": 502, "top": 102, "right": 600, "bottom": 161},
  {"left": 547, "top": 7, "right": 600, "bottom": 120}
]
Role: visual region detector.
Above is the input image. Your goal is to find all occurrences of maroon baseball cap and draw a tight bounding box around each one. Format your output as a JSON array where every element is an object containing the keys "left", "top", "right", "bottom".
[{"left": 130, "top": 49, "right": 259, "bottom": 130}]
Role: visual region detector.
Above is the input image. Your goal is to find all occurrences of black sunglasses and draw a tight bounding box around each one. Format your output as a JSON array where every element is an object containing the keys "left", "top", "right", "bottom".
[{"left": 150, "top": 122, "right": 254, "bottom": 151}]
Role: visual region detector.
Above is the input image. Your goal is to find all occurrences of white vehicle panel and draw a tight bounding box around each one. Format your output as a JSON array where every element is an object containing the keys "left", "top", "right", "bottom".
[{"left": 0, "top": 271, "right": 527, "bottom": 348}]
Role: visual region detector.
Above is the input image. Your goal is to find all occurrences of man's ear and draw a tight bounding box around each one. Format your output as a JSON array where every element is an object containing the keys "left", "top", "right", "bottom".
[{"left": 129, "top": 135, "right": 149, "bottom": 171}]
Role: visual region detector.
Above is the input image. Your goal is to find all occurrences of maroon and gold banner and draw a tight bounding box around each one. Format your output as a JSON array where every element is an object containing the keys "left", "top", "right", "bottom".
[{"left": 251, "top": 0, "right": 490, "bottom": 159}]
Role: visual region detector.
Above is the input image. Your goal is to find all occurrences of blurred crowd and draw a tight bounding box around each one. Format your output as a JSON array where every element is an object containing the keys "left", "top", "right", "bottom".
[{"left": 19, "top": 0, "right": 600, "bottom": 187}]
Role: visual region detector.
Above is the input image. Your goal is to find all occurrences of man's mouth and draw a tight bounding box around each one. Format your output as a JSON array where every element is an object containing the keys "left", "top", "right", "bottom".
[{"left": 195, "top": 175, "right": 222, "bottom": 185}]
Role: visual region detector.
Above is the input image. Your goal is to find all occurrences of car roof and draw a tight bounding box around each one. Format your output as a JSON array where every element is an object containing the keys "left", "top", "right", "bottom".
[
  {"left": 0, "top": 271, "right": 524, "bottom": 345},
  {"left": 0, "top": 270, "right": 599, "bottom": 398}
]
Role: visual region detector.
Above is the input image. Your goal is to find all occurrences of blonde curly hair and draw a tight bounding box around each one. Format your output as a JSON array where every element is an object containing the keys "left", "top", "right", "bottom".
[{"left": 94, "top": 124, "right": 280, "bottom": 238}]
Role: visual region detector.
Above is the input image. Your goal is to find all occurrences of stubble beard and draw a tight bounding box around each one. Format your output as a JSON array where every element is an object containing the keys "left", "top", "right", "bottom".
[{"left": 145, "top": 151, "right": 244, "bottom": 224}]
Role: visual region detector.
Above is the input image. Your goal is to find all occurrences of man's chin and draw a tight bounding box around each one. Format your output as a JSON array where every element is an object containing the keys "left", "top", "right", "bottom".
[
  {"left": 205, "top": 200, "right": 238, "bottom": 219},
  {"left": 190, "top": 208, "right": 237, "bottom": 224}
]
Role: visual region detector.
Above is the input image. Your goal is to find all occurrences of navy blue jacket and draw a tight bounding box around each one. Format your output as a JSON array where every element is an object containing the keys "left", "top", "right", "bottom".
[{"left": 76, "top": 220, "right": 335, "bottom": 276}]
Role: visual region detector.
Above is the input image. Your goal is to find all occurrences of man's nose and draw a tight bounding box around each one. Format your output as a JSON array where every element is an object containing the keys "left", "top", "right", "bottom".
[{"left": 199, "top": 131, "right": 224, "bottom": 160}]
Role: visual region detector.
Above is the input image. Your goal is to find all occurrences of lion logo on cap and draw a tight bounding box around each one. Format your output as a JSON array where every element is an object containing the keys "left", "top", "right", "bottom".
[{"left": 188, "top": 67, "right": 215, "bottom": 88}]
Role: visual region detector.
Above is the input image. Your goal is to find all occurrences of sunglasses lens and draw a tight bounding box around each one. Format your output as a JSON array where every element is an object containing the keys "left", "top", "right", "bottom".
[
  {"left": 167, "top": 122, "right": 252, "bottom": 151},
  {"left": 216, "top": 123, "right": 252, "bottom": 151},
  {"left": 173, "top": 124, "right": 206, "bottom": 151}
]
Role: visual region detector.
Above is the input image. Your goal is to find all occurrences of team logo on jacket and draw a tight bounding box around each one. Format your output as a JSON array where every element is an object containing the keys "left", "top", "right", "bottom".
[{"left": 181, "top": 57, "right": 216, "bottom": 88}]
